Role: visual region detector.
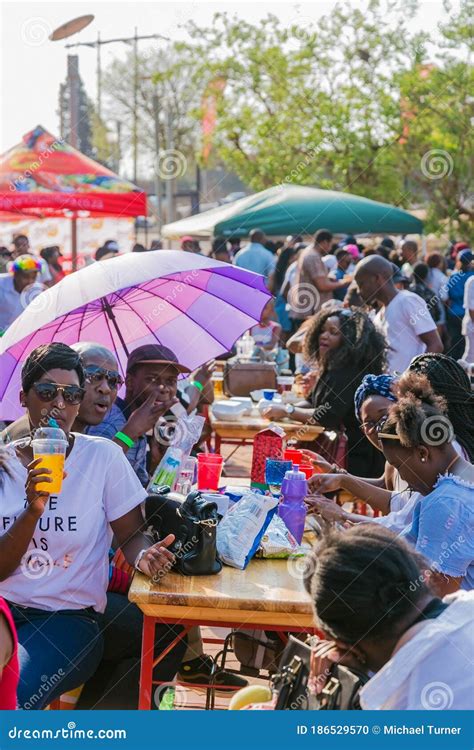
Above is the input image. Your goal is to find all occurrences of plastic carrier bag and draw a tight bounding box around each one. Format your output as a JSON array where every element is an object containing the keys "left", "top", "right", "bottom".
[{"left": 217, "top": 490, "right": 277, "bottom": 569}]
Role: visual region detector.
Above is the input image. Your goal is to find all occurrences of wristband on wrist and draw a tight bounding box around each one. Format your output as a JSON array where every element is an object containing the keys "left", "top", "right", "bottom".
[
  {"left": 134, "top": 548, "right": 148, "bottom": 572},
  {"left": 190, "top": 380, "right": 204, "bottom": 392},
  {"left": 115, "top": 431, "right": 135, "bottom": 448}
]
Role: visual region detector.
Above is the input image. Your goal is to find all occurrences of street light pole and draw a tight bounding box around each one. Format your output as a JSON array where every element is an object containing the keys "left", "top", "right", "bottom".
[
  {"left": 96, "top": 30, "right": 101, "bottom": 119},
  {"left": 165, "top": 107, "right": 175, "bottom": 225},
  {"left": 65, "top": 31, "right": 170, "bottom": 182},
  {"left": 152, "top": 92, "right": 162, "bottom": 232},
  {"left": 133, "top": 27, "right": 138, "bottom": 183}
]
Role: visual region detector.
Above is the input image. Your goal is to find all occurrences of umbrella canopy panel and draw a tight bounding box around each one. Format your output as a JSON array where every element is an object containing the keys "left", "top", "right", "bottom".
[
  {"left": 0, "top": 251, "right": 270, "bottom": 420},
  {"left": 162, "top": 185, "right": 423, "bottom": 238},
  {"left": 0, "top": 125, "right": 146, "bottom": 218}
]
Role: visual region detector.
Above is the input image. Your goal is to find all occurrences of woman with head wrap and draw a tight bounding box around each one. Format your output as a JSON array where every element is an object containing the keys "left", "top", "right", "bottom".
[{"left": 303, "top": 373, "right": 402, "bottom": 517}]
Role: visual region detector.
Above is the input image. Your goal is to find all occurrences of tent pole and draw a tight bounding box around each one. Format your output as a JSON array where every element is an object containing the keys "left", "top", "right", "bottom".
[
  {"left": 101, "top": 298, "right": 130, "bottom": 357},
  {"left": 71, "top": 216, "right": 78, "bottom": 272}
]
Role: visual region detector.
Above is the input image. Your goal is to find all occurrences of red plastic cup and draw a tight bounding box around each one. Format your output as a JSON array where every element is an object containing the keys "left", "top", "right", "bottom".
[
  {"left": 283, "top": 448, "right": 303, "bottom": 466},
  {"left": 197, "top": 453, "right": 224, "bottom": 491},
  {"left": 299, "top": 463, "right": 314, "bottom": 479}
]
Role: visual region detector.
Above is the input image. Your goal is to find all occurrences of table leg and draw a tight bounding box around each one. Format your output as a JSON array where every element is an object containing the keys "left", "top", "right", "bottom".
[
  {"left": 139, "top": 615, "right": 155, "bottom": 710},
  {"left": 215, "top": 433, "right": 222, "bottom": 453}
]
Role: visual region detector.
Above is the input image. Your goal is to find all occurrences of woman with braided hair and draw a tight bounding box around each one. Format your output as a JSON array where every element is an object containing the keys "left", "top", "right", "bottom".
[
  {"left": 306, "top": 525, "right": 474, "bottom": 709},
  {"left": 408, "top": 352, "right": 474, "bottom": 461}
]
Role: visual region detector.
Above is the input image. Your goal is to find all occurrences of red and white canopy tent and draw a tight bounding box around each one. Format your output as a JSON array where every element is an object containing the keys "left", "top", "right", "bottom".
[{"left": 0, "top": 125, "right": 147, "bottom": 269}]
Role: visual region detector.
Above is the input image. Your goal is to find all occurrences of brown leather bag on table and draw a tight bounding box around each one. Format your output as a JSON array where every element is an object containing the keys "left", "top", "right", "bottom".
[{"left": 223, "top": 358, "right": 277, "bottom": 397}]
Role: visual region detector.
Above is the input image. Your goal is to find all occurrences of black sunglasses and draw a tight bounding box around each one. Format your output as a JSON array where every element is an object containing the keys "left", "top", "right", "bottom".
[
  {"left": 33, "top": 382, "right": 85, "bottom": 405},
  {"left": 84, "top": 365, "right": 123, "bottom": 389}
]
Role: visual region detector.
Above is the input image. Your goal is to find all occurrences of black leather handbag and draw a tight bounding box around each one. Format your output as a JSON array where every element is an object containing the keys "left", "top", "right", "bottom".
[
  {"left": 271, "top": 636, "right": 368, "bottom": 710},
  {"left": 145, "top": 490, "right": 222, "bottom": 576}
]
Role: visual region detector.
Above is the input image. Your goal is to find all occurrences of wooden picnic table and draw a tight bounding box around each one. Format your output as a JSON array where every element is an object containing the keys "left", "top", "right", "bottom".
[
  {"left": 129, "top": 557, "right": 314, "bottom": 709},
  {"left": 209, "top": 410, "right": 324, "bottom": 456}
]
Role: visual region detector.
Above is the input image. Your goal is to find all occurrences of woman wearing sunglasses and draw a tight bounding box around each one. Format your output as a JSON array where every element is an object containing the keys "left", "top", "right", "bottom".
[{"left": 0, "top": 343, "right": 186, "bottom": 709}]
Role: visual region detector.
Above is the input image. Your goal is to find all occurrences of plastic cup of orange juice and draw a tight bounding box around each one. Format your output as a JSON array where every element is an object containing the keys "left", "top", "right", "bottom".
[{"left": 32, "top": 427, "right": 68, "bottom": 494}]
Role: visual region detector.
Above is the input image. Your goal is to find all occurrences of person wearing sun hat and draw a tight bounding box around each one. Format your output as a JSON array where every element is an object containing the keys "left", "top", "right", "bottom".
[{"left": 0, "top": 254, "right": 44, "bottom": 334}]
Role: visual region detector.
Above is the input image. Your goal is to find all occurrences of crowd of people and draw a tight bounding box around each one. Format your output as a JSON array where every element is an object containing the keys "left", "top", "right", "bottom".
[{"left": 0, "top": 224, "right": 473, "bottom": 711}]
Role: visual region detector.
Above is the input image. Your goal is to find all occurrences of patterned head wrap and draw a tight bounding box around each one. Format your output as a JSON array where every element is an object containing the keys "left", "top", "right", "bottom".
[{"left": 354, "top": 373, "right": 397, "bottom": 422}]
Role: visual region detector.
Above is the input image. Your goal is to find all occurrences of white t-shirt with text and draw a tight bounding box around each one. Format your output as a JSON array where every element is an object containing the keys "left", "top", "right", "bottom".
[
  {"left": 375, "top": 291, "right": 437, "bottom": 373},
  {"left": 0, "top": 434, "right": 147, "bottom": 612}
]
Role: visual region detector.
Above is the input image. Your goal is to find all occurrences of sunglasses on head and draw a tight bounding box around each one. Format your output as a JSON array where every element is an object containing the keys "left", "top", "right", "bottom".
[
  {"left": 32, "top": 382, "right": 85, "bottom": 405},
  {"left": 84, "top": 365, "right": 123, "bottom": 389}
]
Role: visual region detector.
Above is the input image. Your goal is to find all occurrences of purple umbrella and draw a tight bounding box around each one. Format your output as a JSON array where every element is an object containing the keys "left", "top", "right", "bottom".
[{"left": 0, "top": 251, "right": 271, "bottom": 420}]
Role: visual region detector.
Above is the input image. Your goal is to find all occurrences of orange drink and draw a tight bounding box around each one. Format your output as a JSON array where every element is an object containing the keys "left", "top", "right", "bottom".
[
  {"left": 32, "top": 426, "right": 68, "bottom": 495},
  {"left": 33, "top": 453, "right": 65, "bottom": 494}
]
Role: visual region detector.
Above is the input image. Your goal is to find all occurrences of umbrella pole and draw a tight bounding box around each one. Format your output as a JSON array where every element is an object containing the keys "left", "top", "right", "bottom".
[
  {"left": 101, "top": 298, "right": 130, "bottom": 357},
  {"left": 71, "top": 216, "right": 78, "bottom": 272}
]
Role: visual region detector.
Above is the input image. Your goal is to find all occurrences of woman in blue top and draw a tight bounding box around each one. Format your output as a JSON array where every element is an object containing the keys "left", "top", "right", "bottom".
[
  {"left": 377, "top": 372, "right": 474, "bottom": 596},
  {"left": 446, "top": 249, "right": 474, "bottom": 359}
]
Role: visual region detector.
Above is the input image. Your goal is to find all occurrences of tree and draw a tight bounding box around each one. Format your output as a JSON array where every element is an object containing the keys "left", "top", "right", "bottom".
[
  {"left": 182, "top": 2, "right": 419, "bottom": 200},
  {"left": 397, "top": 0, "right": 474, "bottom": 238},
  {"left": 181, "top": 0, "right": 472, "bottom": 236},
  {"left": 100, "top": 45, "right": 201, "bottom": 181}
]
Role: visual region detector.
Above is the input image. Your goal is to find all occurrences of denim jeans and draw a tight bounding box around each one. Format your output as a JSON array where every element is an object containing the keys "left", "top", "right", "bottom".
[
  {"left": 77, "top": 592, "right": 187, "bottom": 709},
  {"left": 9, "top": 603, "right": 104, "bottom": 710}
]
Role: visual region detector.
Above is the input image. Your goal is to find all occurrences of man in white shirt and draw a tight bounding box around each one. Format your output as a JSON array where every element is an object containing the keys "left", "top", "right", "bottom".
[
  {"left": 233, "top": 228, "right": 276, "bottom": 281},
  {"left": 400, "top": 239, "right": 418, "bottom": 280},
  {"left": 355, "top": 256, "right": 443, "bottom": 373},
  {"left": 0, "top": 255, "right": 44, "bottom": 334}
]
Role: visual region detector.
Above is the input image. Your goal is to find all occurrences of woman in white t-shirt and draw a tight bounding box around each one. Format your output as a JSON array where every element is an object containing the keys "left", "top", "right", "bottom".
[
  {"left": 306, "top": 525, "right": 473, "bottom": 710},
  {"left": 0, "top": 343, "right": 184, "bottom": 709}
]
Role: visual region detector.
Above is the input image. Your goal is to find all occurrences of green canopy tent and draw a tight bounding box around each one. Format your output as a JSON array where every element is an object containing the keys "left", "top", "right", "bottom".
[{"left": 163, "top": 185, "right": 423, "bottom": 239}]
